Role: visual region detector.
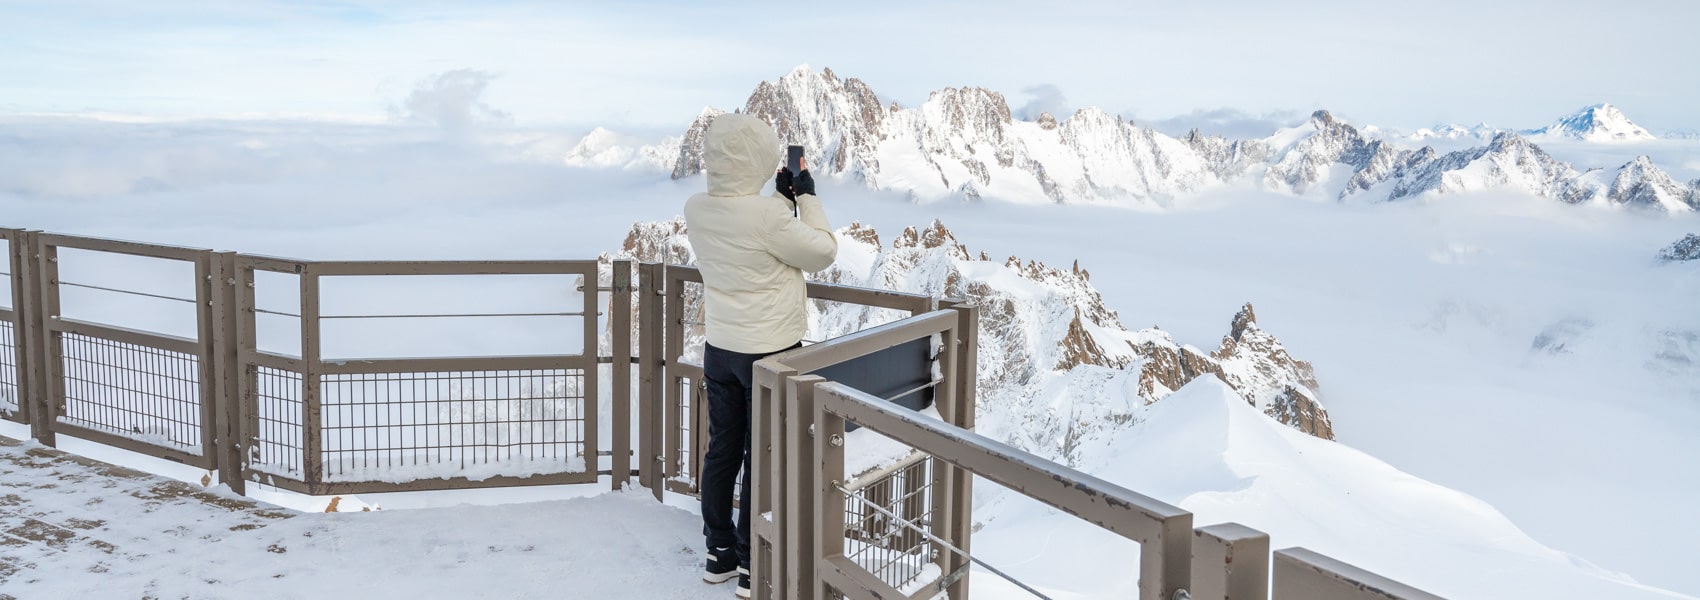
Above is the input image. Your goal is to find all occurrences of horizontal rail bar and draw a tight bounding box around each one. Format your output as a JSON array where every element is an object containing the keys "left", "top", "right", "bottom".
[
  {"left": 56, "top": 280, "right": 198, "bottom": 304},
  {"left": 38, "top": 233, "right": 209, "bottom": 262},
  {"left": 253, "top": 307, "right": 300, "bottom": 318},
  {"left": 245, "top": 350, "right": 303, "bottom": 371},
  {"left": 660, "top": 263, "right": 930, "bottom": 312},
  {"left": 766, "top": 310, "right": 957, "bottom": 374},
  {"left": 237, "top": 254, "right": 309, "bottom": 274},
  {"left": 0, "top": 307, "right": 13, "bottom": 319},
  {"left": 822, "top": 555, "right": 912, "bottom": 600},
  {"left": 318, "top": 311, "right": 587, "bottom": 320},
  {"left": 843, "top": 451, "right": 928, "bottom": 492},
  {"left": 53, "top": 318, "right": 201, "bottom": 355},
  {"left": 1273, "top": 548, "right": 1442, "bottom": 600},
  {"left": 814, "top": 381, "right": 1190, "bottom": 541},
  {"left": 55, "top": 423, "right": 213, "bottom": 470},
  {"left": 804, "top": 282, "right": 932, "bottom": 313},
  {"left": 305, "top": 261, "right": 597, "bottom": 277},
  {"left": 317, "top": 354, "right": 588, "bottom": 375},
  {"left": 309, "top": 471, "right": 600, "bottom": 495}
]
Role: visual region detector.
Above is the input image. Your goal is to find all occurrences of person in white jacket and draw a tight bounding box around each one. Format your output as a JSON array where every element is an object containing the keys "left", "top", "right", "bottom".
[{"left": 683, "top": 113, "right": 836, "bottom": 597}]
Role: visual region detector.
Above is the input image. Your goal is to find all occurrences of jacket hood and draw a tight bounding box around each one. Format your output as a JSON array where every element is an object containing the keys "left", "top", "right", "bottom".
[{"left": 704, "top": 113, "right": 781, "bottom": 197}]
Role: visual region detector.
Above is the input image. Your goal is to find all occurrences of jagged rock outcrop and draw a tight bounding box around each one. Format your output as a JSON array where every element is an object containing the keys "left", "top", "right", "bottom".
[
  {"left": 1382, "top": 132, "right": 1599, "bottom": 204},
  {"left": 1185, "top": 129, "right": 1272, "bottom": 180},
  {"left": 602, "top": 218, "right": 1336, "bottom": 460},
  {"left": 1609, "top": 156, "right": 1698, "bottom": 212},
  {"left": 1659, "top": 234, "right": 1700, "bottom": 262},
  {"left": 1265, "top": 110, "right": 1376, "bottom": 194},
  {"left": 671, "top": 107, "right": 726, "bottom": 180}
]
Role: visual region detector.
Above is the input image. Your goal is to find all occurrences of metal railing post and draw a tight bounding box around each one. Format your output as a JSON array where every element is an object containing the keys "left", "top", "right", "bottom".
[
  {"left": 194, "top": 251, "right": 219, "bottom": 472},
  {"left": 30, "top": 233, "right": 61, "bottom": 447},
  {"left": 945, "top": 304, "right": 978, "bottom": 600},
  {"left": 751, "top": 361, "right": 796, "bottom": 600},
  {"left": 300, "top": 267, "right": 323, "bottom": 491},
  {"left": 783, "top": 374, "right": 825, "bottom": 600},
  {"left": 1192, "top": 523, "right": 1270, "bottom": 600},
  {"left": 211, "top": 251, "right": 245, "bottom": 495},
  {"left": 638, "top": 263, "right": 664, "bottom": 501},
  {"left": 233, "top": 258, "right": 260, "bottom": 492},
  {"left": 5, "top": 229, "right": 34, "bottom": 427},
  {"left": 610, "top": 260, "right": 633, "bottom": 490},
  {"left": 812, "top": 379, "right": 847, "bottom": 600}
]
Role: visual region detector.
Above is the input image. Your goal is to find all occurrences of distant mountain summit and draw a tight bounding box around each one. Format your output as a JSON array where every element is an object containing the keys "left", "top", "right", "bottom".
[{"left": 1526, "top": 103, "right": 1655, "bottom": 142}]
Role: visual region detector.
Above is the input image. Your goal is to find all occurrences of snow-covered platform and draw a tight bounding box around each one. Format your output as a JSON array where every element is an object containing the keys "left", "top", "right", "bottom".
[{"left": 0, "top": 437, "right": 716, "bottom": 599}]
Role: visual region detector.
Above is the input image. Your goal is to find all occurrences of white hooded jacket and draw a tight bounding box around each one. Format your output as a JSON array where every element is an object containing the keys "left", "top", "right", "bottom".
[{"left": 684, "top": 114, "right": 837, "bottom": 354}]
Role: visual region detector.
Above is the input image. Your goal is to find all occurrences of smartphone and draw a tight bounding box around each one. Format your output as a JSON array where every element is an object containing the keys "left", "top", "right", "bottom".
[{"left": 786, "top": 145, "right": 805, "bottom": 174}]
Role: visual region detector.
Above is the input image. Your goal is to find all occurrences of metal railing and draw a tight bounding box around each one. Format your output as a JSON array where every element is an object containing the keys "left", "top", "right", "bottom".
[
  {"left": 755, "top": 305, "right": 1442, "bottom": 600},
  {"left": 0, "top": 226, "right": 1441, "bottom": 599}
]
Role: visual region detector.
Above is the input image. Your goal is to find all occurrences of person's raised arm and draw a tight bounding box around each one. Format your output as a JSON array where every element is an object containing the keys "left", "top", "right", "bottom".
[{"left": 765, "top": 168, "right": 836, "bottom": 272}]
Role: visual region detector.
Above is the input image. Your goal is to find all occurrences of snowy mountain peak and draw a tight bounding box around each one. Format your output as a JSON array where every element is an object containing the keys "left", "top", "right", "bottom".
[
  {"left": 1609, "top": 155, "right": 1697, "bottom": 212},
  {"left": 1530, "top": 103, "right": 1655, "bottom": 142}
]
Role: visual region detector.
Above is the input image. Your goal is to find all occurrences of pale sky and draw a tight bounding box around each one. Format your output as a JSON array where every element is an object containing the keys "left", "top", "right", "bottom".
[{"left": 2, "top": 0, "right": 1697, "bottom": 133}]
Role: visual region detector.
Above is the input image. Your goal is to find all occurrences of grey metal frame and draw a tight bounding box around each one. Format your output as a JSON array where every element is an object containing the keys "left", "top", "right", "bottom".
[
  {"left": 30, "top": 232, "right": 220, "bottom": 468},
  {"left": 231, "top": 255, "right": 606, "bottom": 495},
  {"left": 0, "top": 227, "right": 1441, "bottom": 599}
]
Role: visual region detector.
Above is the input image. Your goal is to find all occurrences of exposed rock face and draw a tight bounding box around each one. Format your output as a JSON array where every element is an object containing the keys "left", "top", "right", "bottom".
[
  {"left": 1659, "top": 233, "right": 1700, "bottom": 262},
  {"left": 671, "top": 107, "right": 726, "bottom": 180},
  {"left": 1380, "top": 132, "right": 1599, "bottom": 204},
  {"left": 603, "top": 218, "right": 1336, "bottom": 461},
  {"left": 1185, "top": 129, "right": 1272, "bottom": 181},
  {"left": 1265, "top": 110, "right": 1376, "bottom": 194},
  {"left": 1609, "top": 156, "right": 1698, "bottom": 212}
]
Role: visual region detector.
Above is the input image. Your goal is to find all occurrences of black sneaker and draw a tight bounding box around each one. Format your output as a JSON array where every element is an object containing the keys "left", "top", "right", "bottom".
[
  {"left": 703, "top": 546, "right": 738, "bottom": 584},
  {"left": 735, "top": 572, "right": 751, "bottom": 598}
]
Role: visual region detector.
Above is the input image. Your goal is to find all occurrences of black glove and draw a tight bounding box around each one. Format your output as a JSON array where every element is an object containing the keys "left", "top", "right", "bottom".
[
  {"left": 774, "top": 168, "right": 796, "bottom": 201},
  {"left": 793, "top": 169, "right": 815, "bottom": 198}
]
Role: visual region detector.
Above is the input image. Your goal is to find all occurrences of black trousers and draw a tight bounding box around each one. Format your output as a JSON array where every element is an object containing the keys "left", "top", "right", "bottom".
[{"left": 700, "top": 341, "right": 798, "bottom": 568}]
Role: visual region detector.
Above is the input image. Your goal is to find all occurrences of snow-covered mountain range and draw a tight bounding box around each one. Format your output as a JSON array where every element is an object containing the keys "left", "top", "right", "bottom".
[
  {"left": 574, "top": 67, "right": 1699, "bottom": 213},
  {"left": 604, "top": 219, "right": 1330, "bottom": 465}
]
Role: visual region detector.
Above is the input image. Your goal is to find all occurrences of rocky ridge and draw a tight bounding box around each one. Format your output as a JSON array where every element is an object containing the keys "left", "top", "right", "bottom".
[
  {"left": 591, "top": 67, "right": 1696, "bottom": 214},
  {"left": 602, "top": 219, "right": 1332, "bottom": 464},
  {"left": 1659, "top": 233, "right": 1700, "bottom": 262}
]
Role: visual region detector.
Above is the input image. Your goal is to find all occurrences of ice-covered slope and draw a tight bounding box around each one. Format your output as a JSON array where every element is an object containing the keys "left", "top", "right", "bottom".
[
  {"left": 970, "top": 376, "right": 1687, "bottom": 599},
  {"left": 1528, "top": 103, "right": 1657, "bottom": 142}
]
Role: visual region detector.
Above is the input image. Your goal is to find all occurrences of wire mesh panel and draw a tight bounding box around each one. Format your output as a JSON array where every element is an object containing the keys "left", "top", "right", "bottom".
[
  {"left": 842, "top": 454, "right": 940, "bottom": 592},
  {"left": 679, "top": 373, "right": 696, "bottom": 487},
  {"left": 317, "top": 368, "right": 590, "bottom": 485},
  {"left": 0, "top": 318, "right": 18, "bottom": 417},
  {"left": 58, "top": 332, "right": 203, "bottom": 452},
  {"left": 251, "top": 365, "right": 304, "bottom": 481}
]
